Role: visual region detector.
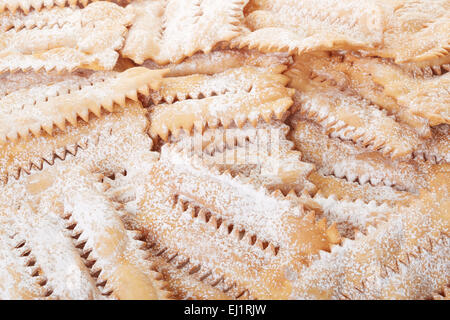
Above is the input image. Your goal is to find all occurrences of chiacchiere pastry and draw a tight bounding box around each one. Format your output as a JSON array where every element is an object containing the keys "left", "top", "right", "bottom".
[{"left": 0, "top": 0, "right": 448, "bottom": 300}]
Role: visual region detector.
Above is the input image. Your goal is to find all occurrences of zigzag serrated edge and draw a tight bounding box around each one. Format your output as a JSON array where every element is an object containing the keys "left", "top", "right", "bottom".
[
  {"left": 0, "top": 67, "right": 166, "bottom": 145},
  {"left": 145, "top": 240, "right": 253, "bottom": 299},
  {"left": 288, "top": 118, "right": 424, "bottom": 194},
  {"left": 0, "top": 58, "right": 85, "bottom": 74},
  {"left": 149, "top": 65, "right": 289, "bottom": 107},
  {"left": 104, "top": 167, "right": 342, "bottom": 299},
  {"left": 0, "top": 0, "right": 91, "bottom": 13},
  {"left": 174, "top": 194, "right": 282, "bottom": 257},
  {"left": 432, "top": 284, "right": 450, "bottom": 300},
  {"left": 1, "top": 5, "right": 90, "bottom": 31},
  {"left": 148, "top": 65, "right": 292, "bottom": 140},
  {"left": 232, "top": 0, "right": 384, "bottom": 55},
  {"left": 404, "top": 62, "right": 450, "bottom": 78},
  {"left": 164, "top": 147, "right": 342, "bottom": 249},
  {"left": 1, "top": 100, "right": 156, "bottom": 185},
  {"left": 2, "top": 134, "right": 95, "bottom": 184},
  {"left": 150, "top": 86, "right": 294, "bottom": 141},
  {"left": 0, "top": 0, "right": 132, "bottom": 14},
  {"left": 167, "top": 122, "right": 316, "bottom": 194},
  {"left": 308, "top": 219, "right": 449, "bottom": 300},
  {"left": 307, "top": 171, "right": 413, "bottom": 208},
  {"left": 8, "top": 234, "right": 54, "bottom": 298},
  {"left": 287, "top": 66, "right": 417, "bottom": 160},
  {"left": 0, "top": 3, "right": 133, "bottom": 73},
  {"left": 122, "top": 0, "right": 245, "bottom": 65},
  {"left": 106, "top": 151, "right": 343, "bottom": 273},
  {"left": 352, "top": 233, "right": 449, "bottom": 299},
  {"left": 311, "top": 192, "right": 392, "bottom": 236},
  {"left": 63, "top": 211, "right": 172, "bottom": 299},
  {"left": 0, "top": 35, "right": 126, "bottom": 73},
  {"left": 149, "top": 77, "right": 255, "bottom": 106},
  {"left": 102, "top": 171, "right": 254, "bottom": 299}
]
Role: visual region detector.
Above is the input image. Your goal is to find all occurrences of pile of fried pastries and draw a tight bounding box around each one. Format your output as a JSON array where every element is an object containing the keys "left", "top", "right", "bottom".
[{"left": 0, "top": 0, "right": 448, "bottom": 300}]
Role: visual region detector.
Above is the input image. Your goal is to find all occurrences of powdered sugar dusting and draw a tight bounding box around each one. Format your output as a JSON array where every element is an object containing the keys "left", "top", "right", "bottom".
[
  {"left": 0, "top": 2, "right": 133, "bottom": 72},
  {"left": 313, "top": 194, "right": 391, "bottom": 238},
  {"left": 292, "top": 201, "right": 449, "bottom": 299}
]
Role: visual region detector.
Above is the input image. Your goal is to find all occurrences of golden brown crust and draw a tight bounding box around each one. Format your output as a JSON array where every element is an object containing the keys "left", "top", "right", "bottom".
[
  {"left": 232, "top": 0, "right": 384, "bottom": 54},
  {"left": 0, "top": 100, "right": 154, "bottom": 184},
  {"left": 0, "top": 157, "right": 172, "bottom": 299},
  {"left": 414, "top": 125, "right": 450, "bottom": 164},
  {"left": 148, "top": 66, "right": 294, "bottom": 140},
  {"left": 0, "top": 67, "right": 165, "bottom": 145},
  {"left": 353, "top": 57, "right": 450, "bottom": 126},
  {"left": 0, "top": 1, "right": 133, "bottom": 14},
  {"left": 121, "top": 0, "right": 246, "bottom": 65},
  {"left": 292, "top": 163, "right": 449, "bottom": 300},
  {"left": 0, "top": 0, "right": 448, "bottom": 301},
  {"left": 397, "top": 55, "right": 450, "bottom": 78},
  {"left": 142, "top": 48, "right": 292, "bottom": 77},
  {"left": 286, "top": 61, "right": 421, "bottom": 160},
  {"left": 0, "top": 2, "right": 133, "bottom": 72},
  {"left": 148, "top": 251, "right": 236, "bottom": 300},
  {"left": 104, "top": 152, "right": 341, "bottom": 299},
  {"left": 0, "top": 232, "right": 51, "bottom": 299},
  {"left": 308, "top": 171, "right": 413, "bottom": 207},
  {"left": 288, "top": 118, "right": 428, "bottom": 193},
  {"left": 0, "top": 0, "right": 89, "bottom": 13},
  {"left": 168, "top": 122, "right": 316, "bottom": 195},
  {"left": 52, "top": 167, "right": 170, "bottom": 299},
  {"left": 371, "top": 0, "right": 450, "bottom": 63},
  {"left": 289, "top": 53, "right": 433, "bottom": 137}
]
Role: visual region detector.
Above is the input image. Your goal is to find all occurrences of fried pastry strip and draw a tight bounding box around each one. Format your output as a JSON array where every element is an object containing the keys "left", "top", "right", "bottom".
[
  {"left": 7, "top": 202, "right": 104, "bottom": 299},
  {"left": 372, "top": 0, "right": 450, "bottom": 63},
  {"left": 0, "top": 69, "right": 96, "bottom": 97},
  {"left": 398, "top": 55, "right": 450, "bottom": 78},
  {"left": 0, "top": 0, "right": 130, "bottom": 14},
  {"left": 291, "top": 53, "right": 433, "bottom": 137},
  {"left": 103, "top": 170, "right": 237, "bottom": 300},
  {"left": 0, "top": 168, "right": 103, "bottom": 299},
  {"left": 149, "top": 255, "right": 235, "bottom": 300},
  {"left": 168, "top": 122, "right": 316, "bottom": 195},
  {"left": 0, "top": 163, "right": 171, "bottom": 299},
  {"left": 294, "top": 210, "right": 449, "bottom": 299},
  {"left": 106, "top": 152, "right": 340, "bottom": 299},
  {"left": 0, "top": 103, "right": 156, "bottom": 299},
  {"left": 0, "top": 100, "right": 155, "bottom": 184},
  {"left": 414, "top": 125, "right": 450, "bottom": 164},
  {"left": 0, "top": 4, "right": 130, "bottom": 34},
  {"left": 286, "top": 63, "right": 421, "bottom": 160},
  {"left": 142, "top": 49, "right": 292, "bottom": 77},
  {"left": 233, "top": 0, "right": 384, "bottom": 54},
  {"left": 0, "top": 233, "right": 50, "bottom": 299},
  {"left": 55, "top": 167, "right": 170, "bottom": 299},
  {"left": 311, "top": 193, "right": 393, "bottom": 239},
  {"left": 121, "top": 0, "right": 246, "bottom": 64},
  {"left": 289, "top": 118, "right": 427, "bottom": 193},
  {"left": 308, "top": 172, "right": 413, "bottom": 206},
  {"left": 0, "top": 67, "right": 165, "bottom": 145},
  {"left": 359, "top": 58, "right": 450, "bottom": 126},
  {"left": 0, "top": 2, "right": 133, "bottom": 72},
  {"left": 149, "top": 66, "right": 294, "bottom": 140},
  {"left": 292, "top": 164, "right": 450, "bottom": 299},
  {"left": 0, "top": 0, "right": 83, "bottom": 13}
]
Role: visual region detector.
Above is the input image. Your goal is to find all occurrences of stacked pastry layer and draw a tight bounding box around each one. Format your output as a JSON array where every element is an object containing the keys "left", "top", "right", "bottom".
[{"left": 0, "top": 0, "right": 448, "bottom": 300}]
